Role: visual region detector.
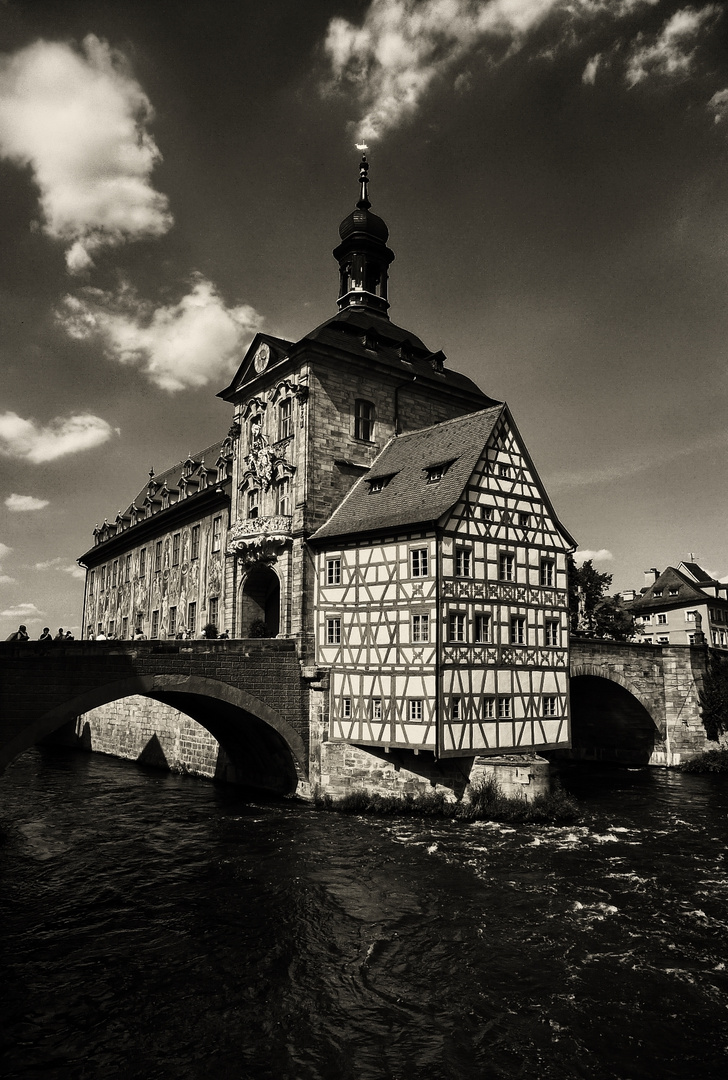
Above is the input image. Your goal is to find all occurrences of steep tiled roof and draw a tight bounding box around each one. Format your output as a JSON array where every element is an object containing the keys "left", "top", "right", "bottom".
[
  {"left": 626, "top": 564, "right": 726, "bottom": 612},
  {"left": 310, "top": 406, "right": 504, "bottom": 541},
  {"left": 130, "top": 441, "right": 225, "bottom": 507}
]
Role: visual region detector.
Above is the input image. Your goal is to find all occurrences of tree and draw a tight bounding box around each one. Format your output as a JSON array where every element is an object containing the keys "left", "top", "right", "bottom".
[
  {"left": 568, "top": 554, "right": 637, "bottom": 641},
  {"left": 699, "top": 650, "right": 728, "bottom": 742}
]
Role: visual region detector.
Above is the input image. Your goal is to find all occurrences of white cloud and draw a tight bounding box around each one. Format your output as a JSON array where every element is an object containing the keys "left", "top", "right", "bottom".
[
  {"left": 0, "top": 541, "right": 14, "bottom": 584},
  {"left": 33, "top": 557, "right": 84, "bottom": 579},
  {"left": 1, "top": 601, "right": 44, "bottom": 621},
  {"left": 582, "top": 53, "right": 601, "bottom": 85},
  {"left": 58, "top": 275, "right": 264, "bottom": 393},
  {"left": 64, "top": 564, "right": 86, "bottom": 580},
  {"left": 0, "top": 411, "right": 116, "bottom": 463},
  {"left": 708, "top": 88, "right": 728, "bottom": 122},
  {"left": 323, "top": 0, "right": 661, "bottom": 141},
  {"left": 625, "top": 5, "right": 720, "bottom": 88},
  {"left": 0, "top": 35, "right": 172, "bottom": 271},
  {"left": 5, "top": 493, "right": 50, "bottom": 512},
  {"left": 574, "top": 548, "right": 613, "bottom": 564}
]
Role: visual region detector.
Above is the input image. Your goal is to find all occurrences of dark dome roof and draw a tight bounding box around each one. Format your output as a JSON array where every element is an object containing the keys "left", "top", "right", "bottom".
[{"left": 338, "top": 206, "right": 389, "bottom": 244}]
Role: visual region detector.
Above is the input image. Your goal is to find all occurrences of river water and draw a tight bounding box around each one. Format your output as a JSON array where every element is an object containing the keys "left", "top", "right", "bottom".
[{"left": 1, "top": 747, "right": 727, "bottom": 1080}]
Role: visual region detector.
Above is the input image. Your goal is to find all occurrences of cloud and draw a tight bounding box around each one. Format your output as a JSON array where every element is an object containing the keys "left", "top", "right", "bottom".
[
  {"left": 0, "top": 411, "right": 116, "bottom": 463},
  {"left": 34, "top": 556, "right": 85, "bottom": 579},
  {"left": 0, "top": 602, "right": 44, "bottom": 621},
  {"left": 625, "top": 5, "right": 720, "bottom": 88},
  {"left": 582, "top": 53, "right": 601, "bottom": 84},
  {"left": 0, "top": 35, "right": 172, "bottom": 272},
  {"left": 58, "top": 275, "right": 264, "bottom": 392},
  {"left": 5, "top": 493, "right": 50, "bottom": 512},
  {"left": 708, "top": 88, "right": 728, "bottom": 122},
  {"left": 323, "top": 0, "right": 661, "bottom": 141},
  {"left": 573, "top": 548, "right": 613, "bottom": 564},
  {"left": 0, "top": 541, "right": 14, "bottom": 584}
]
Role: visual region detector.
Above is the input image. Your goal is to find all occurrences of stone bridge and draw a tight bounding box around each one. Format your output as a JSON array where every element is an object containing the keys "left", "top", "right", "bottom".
[
  {"left": 567, "top": 638, "right": 710, "bottom": 766},
  {"left": 0, "top": 639, "right": 311, "bottom": 794}
]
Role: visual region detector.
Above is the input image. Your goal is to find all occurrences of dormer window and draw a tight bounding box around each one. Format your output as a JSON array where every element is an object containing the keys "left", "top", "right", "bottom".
[
  {"left": 425, "top": 459, "right": 455, "bottom": 484},
  {"left": 198, "top": 469, "right": 207, "bottom": 491},
  {"left": 367, "top": 473, "right": 395, "bottom": 493},
  {"left": 183, "top": 456, "right": 196, "bottom": 478},
  {"left": 654, "top": 589, "right": 663, "bottom": 597},
  {"left": 354, "top": 399, "right": 375, "bottom": 442},
  {"left": 216, "top": 458, "right": 228, "bottom": 482}
]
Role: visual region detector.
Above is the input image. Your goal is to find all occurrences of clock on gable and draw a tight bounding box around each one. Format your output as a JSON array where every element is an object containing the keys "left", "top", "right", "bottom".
[{"left": 253, "top": 342, "right": 270, "bottom": 374}]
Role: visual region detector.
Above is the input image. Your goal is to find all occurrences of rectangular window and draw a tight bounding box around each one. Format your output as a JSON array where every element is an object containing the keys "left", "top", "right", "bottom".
[
  {"left": 343, "top": 697, "right": 352, "bottom": 719},
  {"left": 247, "top": 489, "right": 259, "bottom": 520},
  {"left": 498, "top": 696, "right": 512, "bottom": 719},
  {"left": 191, "top": 525, "right": 200, "bottom": 560},
  {"left": 481, "top": 506, "right": 495, "bottom": 522},
  {"left": 412, "top": 613, "right": 430, "bottom": 642},
  {"left": 212, "top": 516, "right": 222, "bottom": 552},
  {"left": 499, "top": 552, "right": 514, "bottom": 581},
  {"left": 510, "top": 616, "right": 526, "bottom": 644},
  {"left": 411, "top": 548, "right": 428, "bottom": 577},
  {"left": 278, "top": 398, "right": 293, "bottom": 440},
  {"left": 659, "top": 636, "right": 669, "bottom": 644},
  {"left": 326, "top": 558, "right": 341, "bottom": 585},
  {"left": 276, "top": 478, "right": 291, "bottom": 517},
  {"left": 653, "top": 590, "right": 663, "bottom": 597},
  {"left": 151, "top": 610, "right": 159, "bottom": 638},
  {"left": 172, "top": 533, "right": 181, "bottom": 566},
  {"left": 669, "top": 588, "right": 679, "bottom": 597},
  {"left": 519, "top": 512, "right": 530, "bottom": 528},
  {"left": 326, "top": 617, "right": 341, "bottom": 645},
  {"left": 498, "top": 463, "right": 511, "bottom": 479},
  {"left": 154, "top": 540, "right": 162, "bottom": 573},
  {"left": 657, "top": 613, "right": 667, "bottom": 624},
  {"left": 371, "top": 698, "right": 382, "bottom": 720},
  {"left": 97, "top": 622, "right": 103, "bottom": 637},
  {"left": 100, "top": 566, "right": 106, "bottom": 591},
  {"left": 208, "top": 596, "right": 219, "bottom": 629},
  {"left": 108, "top": 620, "right": 114, "bottom": 638},
  {"left": 455, "top": 547, "right": 471, "bottom": 577},
  {"left": 641, "top": 613, "right": 651, "bottom": 623},
  {"left": 452, "top": 697, "right": 461, "bottom": 720},
  {"left": 474, "top": 613, "right": 491, "bottom": 643},
  {"left": 169, "top": 606, "right": 177, "bottom": 638},
  {"left": 125, "top": 554, "right": 131, "bottom": 583},
  {"left": 135, "top": 612, "right": 144, "bottom": 633},
  {"left": 122, "top": 616, "right": 128, "bottom": 639},
  {"left": 409, "top": 699, "right": 423, "bottom": 721},
  {"left": 543, "top": 696, "right": 557, "bottom": 717},
  {"left": 483, "top": 697, "right": 495, "bottom": 719},
  {"left": 449, "top": 612, "right": 466, "bottom": 642},
  {"left": 187, "top": 601, "right": 197, "bottom": 636},
  {"left": 112, "top": 560, "right": 118, "bottom": 588},
  {"left": 89, "top": 569, "right": 95, "bottom": 591},
  {"left": 545, "top": 620, "right": 559, "bottom": 646},
  {"left": 685, "top": 611, "right": 695, "bottom": 622},
  {"left": 540, "top": 559, "right": 555, "bottom": 587},
  {"left": 426, "top": 464, "right": 445, "bottom": 483},
  {"left": 354, "top": 399, "right": 375, "bottom": 442},
  {"left": 139, "top": 548, "right": 146, "bottom": 577}
]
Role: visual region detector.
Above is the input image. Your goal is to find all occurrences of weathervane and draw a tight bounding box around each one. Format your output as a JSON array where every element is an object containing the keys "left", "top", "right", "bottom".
[{"left": 355, "top": 143, "right": 370, "bottom": 209}]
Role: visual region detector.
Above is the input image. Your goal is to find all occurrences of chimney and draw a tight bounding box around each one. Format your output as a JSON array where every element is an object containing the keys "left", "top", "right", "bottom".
[{"left": 644, "top": 568, "right": 660, "bottom": 587}]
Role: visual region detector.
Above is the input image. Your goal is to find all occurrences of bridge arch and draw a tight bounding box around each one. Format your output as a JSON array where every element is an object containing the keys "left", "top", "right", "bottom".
[
  {"left": 4, "top": 673, "right": 306, "bottom": 795},
  {"left": 567, "top": 663, "right": 663, "bottom": 765}
]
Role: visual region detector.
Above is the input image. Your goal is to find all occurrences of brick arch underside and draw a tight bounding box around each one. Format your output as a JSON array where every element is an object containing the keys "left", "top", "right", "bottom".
[
  {"left": 567, "top": 665, "right": 663, "bottom": 765},
  {"left": 28, "top": 675, "right": 306, "bottom": 795}
]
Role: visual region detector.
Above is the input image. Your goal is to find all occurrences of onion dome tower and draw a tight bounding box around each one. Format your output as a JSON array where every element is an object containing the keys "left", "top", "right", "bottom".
[{"left": 333, "top": 154, "right": 395, "bottom": 318}]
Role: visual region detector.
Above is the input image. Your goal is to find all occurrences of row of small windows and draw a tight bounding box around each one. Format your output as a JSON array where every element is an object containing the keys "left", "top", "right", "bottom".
[
  {"left": 324, "top": 551, "right": 556, "bottom": 585},
  {"left": 325, "top": 615, "right": 561, "bottom": 647},
  {"left": 90, "top": 520, "right": 222, "bottom": 592},
  {"left": 339, "top": 695, "right": 559, "bottom": 721},
  {"left": 96, "top": 598, "right": 219, "bottom": 640}
]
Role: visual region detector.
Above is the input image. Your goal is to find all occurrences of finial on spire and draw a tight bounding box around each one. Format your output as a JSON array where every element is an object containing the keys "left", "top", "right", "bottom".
[{"left": 357, "top": 152, "right": 371, "bottom": 210}]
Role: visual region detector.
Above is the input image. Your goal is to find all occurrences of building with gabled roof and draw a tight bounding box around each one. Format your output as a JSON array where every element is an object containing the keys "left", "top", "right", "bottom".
[
  {"left": 77, "top": 155, "right": 576, "bottom": 795},
  {"left": 623, "top": 563, "right": 728, "bottom": 651}
]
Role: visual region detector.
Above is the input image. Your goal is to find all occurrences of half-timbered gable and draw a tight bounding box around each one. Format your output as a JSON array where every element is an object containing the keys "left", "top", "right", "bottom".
[{"left": 310, "top": 406, "right": 575, "bottom": 756}]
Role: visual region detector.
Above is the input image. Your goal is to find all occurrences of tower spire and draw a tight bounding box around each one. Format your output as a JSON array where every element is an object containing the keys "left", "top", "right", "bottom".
[{"left": 333, "top": 152, "right": 395, "bottom": 318}]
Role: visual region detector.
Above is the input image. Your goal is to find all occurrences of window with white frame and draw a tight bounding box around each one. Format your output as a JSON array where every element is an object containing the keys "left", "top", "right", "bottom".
[
  {"left": 685, "top": 611, "right": 696, "bottom": 622},
  {"left": 483, "top": 697, "right": 495, "bottom": 718},
  {"left": 452, "top": 697, "right": 461, "bottom": 720},
  {"left": 247, "top": 488, "right": 259, "bottom": 519},
  {"left": 542, "top": 695, "right": 557, "bottom": 716},
  {"left": 510, "top": 616, "right": 526, "bottom": 644},
  {"left": 474, "top": 613, "right": 491, "bottom": 643},
  {"left": 326, "top": 558, "right": 341, "bottom": 585},
  {"left": 371, "top": 698, "right": 382, "bottom": 720},
  {"left": 540, "top": 558, "right": 555, "bottom": 587},
  {"left": 326, "top": 617, "right": 341, "bottom": 645},
  {"left": 411, "top": 548, "right": 428, "bottom": 577},
  {"left": 657, "top": 613, "right": 667, "bottom": 624},
  {"left": 455, "top": 547, "right": 471, "bottom": 577},
  {"left": 449, "top": 612, "right": 466, "bottom": 642},
  {"left": 409, "top": 699, "right": 423, "bottom": 721},
  {"left": 212, "top": 516, "right": 222, "bottom": 552},
  {"left": 499, "top": 552, "right": 514, "bottom": 581},
  {"left": 278, "top": 398, "right": 293, "bottom": 441},
  {"left": 545, "top": 620, "right": 559, "bottom": 646},
  {"left": 187, "top": 601, "right": 197, "bottom": 636},
  {"left": 497, "top": 696, "right": 512, "bottom": 718},
  {"left": 276, "top": 477, "right": 291, "bottom": 517},
  {"left": 151, "top": 610, "right": 159, "bottom": 638},
  {"left": 412, "top": 613, "right": 430, "bottom": 642},
  {"left": 342, "top": 697, "right": 352, "bottom": 718}
]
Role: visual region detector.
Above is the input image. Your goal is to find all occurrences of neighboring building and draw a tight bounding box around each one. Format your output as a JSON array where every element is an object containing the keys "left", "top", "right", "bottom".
[
  {"left": 623, "top": 563, "right": 728, "bottom": 650},
  {"left": 78, "top": 155, "right": 576, "bottom": 781}
]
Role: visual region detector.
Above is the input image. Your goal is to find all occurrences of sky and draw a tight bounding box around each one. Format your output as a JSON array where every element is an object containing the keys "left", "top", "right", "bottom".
[{"left": 0, "top": 0, "right": 727, "bottom": 638}]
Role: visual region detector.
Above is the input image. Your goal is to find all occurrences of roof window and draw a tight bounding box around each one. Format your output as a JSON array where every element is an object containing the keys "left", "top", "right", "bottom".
[
  {"left": 425, "top": 459, "right": 455, "bottom": 484},
  {"left": 367, "top": 473, "right": 396, "bottom": 493}
]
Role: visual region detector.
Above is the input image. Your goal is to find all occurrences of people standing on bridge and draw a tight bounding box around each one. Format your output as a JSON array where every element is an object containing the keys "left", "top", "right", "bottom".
[
  {"left": 133, "top": 628, "right": 145, "bottom": 640},
  {"left": 6, "top": 624, "right": 29, "bottom": 641},
  {"left": 38, "top": 628, "right": 52, "bottom": 642},
  {"left": 64, "top": 630, "right": 75, "bottom": 640},
  {"left": 96, "top": 629, "right": 107, "bottom": 640},
  {"left": 54, "top": 628, "right": 65, "bottom": 641}
]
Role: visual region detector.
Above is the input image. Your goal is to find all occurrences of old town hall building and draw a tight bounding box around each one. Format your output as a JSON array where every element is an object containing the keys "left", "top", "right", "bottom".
[{"left": 79, "top": 158, "right": 576, "bottom": 786}]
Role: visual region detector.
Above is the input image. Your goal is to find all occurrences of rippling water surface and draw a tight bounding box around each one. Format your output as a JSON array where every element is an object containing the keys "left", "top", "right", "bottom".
[{"left": 1, "top": 747, "right": 727, "bottom": 1079}]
